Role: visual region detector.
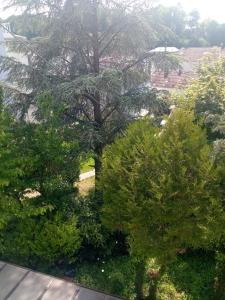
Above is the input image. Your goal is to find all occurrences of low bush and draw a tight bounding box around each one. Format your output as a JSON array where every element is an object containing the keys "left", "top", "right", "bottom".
[{"left": 0, "top": 213, "right": 80, "bottom": 269}]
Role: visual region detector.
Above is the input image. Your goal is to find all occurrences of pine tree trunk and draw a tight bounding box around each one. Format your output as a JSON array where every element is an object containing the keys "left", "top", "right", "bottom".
[
  {"left": 146, "top": 278, "right": 158, "bottom": 300},
  {"left": 93, "top": 95, "right": 102, "bottom": 181},
  {"left": 93, "top": 92, "right": 103, "bottom": 181},
  {"left": 91, "top": 0, "right": 103, "bottom": 181},
  {"left": 94, "top": 142, "right": 103, "bottom": 180},
  {"left": 134, "top": 260, "right": 146, "bottom": 300},
  {"left": 213, "top": 265, "right": 225, "bottom": 300}
]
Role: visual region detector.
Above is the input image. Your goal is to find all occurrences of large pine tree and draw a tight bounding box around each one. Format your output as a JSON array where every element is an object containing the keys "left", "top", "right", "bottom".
[{"left": 0, "top": 0, "right": 177, "bottom": 177}]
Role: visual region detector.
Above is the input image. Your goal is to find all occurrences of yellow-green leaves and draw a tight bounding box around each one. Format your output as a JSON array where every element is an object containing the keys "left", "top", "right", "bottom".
[{"left": 101, "top": 109, "right": 224, "bottom": 264}]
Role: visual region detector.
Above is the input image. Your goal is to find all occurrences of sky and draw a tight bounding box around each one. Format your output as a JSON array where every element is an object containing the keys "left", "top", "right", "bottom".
[
  {"left": 1, "top": 0, "right": 225, "bottom": 22},
  {"left": 160, "top": 0, "right": 225, "bottom": 22}
]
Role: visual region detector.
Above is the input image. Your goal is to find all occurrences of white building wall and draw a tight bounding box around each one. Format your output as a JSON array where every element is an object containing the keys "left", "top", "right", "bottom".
[{"left": 0, "top": 23, "right": 28, "bottom": 81}]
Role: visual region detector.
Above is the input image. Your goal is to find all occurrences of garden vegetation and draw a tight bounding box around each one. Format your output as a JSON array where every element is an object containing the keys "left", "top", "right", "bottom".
[{"left": 0, "top": 1, "right": 225, "bottom": 299}]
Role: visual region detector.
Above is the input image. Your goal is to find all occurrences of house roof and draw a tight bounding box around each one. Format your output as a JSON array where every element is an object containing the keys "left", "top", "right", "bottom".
[
  {"left": 149, "top": 47, "right": 179, "bottom": 53},
  {"left": 151, "top": 47, "right": 225, "bottom": 90},
  {"left": 0, "top": 261, "right": 123, "bottom": 300}
]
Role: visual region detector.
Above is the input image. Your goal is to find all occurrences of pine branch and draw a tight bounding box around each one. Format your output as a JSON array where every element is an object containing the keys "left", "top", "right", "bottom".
[
  {"left": 102, "top": 105, "right": 118, "bottom": 122},
  {"left": 83, "top": 92, "right": 99, "bottom": 105},
  {"left": 0, "top": 23, "right": 64, "bottom": 77},
  {"left": 99, "top": 25, "right": 128, "bottom": 57},
  {"left": 122, "top": 51, "right": 155, "bottom": 72}
]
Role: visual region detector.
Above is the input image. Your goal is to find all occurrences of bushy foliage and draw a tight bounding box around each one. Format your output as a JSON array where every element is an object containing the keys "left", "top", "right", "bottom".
[
  {"left": 0, "top": 92, "right": 81, "bottom": 267},
  {"left": 74, "top": 190, "right": 128, "bottom": 262},
  {"left": 186, "top": 59, "right": 225, "bottom": 142},
  {"left": 101, "top": 109, "right": 223, "bottom": 262},
  {"left": 1, "top": 214, "right": 80, "bottom": 267},
  {"left": 157, "top": 280, "right": 186, "bottom": 300},
  {"left": 176, "top": 59, "right": 225, "bottom": 300},
  {"left": 0, "top": 0, "right": 175, "bottom": 177},
  {"left": 12, "top": 94, "right": 80, "bottom": 212},
  {"left": 75, "top": 191, "right": 108, "bottom": 254},
  {"left": 101, "top": 108, "right": 224, "bottom": 298},
  {"left": 0, "top": 88, "right": 40, "bottom": 230},
  {"left": 177, "top": 59, "right": 225, "bottom": 223}
]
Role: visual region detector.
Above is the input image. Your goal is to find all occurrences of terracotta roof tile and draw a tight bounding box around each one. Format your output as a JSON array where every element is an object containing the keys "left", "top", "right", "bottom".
[{"left": 151, "top": 47, "right": 225, "bottom": 89}]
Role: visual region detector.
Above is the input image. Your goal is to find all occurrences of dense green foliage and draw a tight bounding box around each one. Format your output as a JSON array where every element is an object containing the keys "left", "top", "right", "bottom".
[
  {"left": 167, "top": 252, "right": 215, "bottom": 300},
  {"left": 185, "top": 59, "right": 225, "bottom": 143},
  {"left": 0, "top": 91, "right": 81, "bottom": 267},
  {"left": 0, "top": 0, "right": 175, "bottom": 176},
  {"left": 101, "top": 110, "right": 223, "bottom": 260},
  {"left": 1, "top": 1, "right": 225, "bottom": 299},
  {"left": 1, "top": 214, "right": 80, "bottom": 267},
  {"left": 13, "top": 94, "right": 80, "bottom": 211},
  {"left": 101, "top": 109, "right": 224, "bottom": 299},
  {"left": 177, "top": 60, "right": 225, "bottom": 300},
  {"left": 0, "top": 89, "right": 26, "bottom": 229},
  {"left": 76, "top": 252, "right": 216, "bottom": 300}
]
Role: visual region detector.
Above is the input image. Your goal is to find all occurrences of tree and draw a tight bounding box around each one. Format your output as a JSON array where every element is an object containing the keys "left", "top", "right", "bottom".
[
  {"left": 201, "top": 20, "right": 225, "bottom": 47},
  {"left": 0, "top": 86, "right": 39, "bottom": 230},
  {"left": 149, "top": 4, "right": 186, "bottom": 47},
  {"left": 148, "top": 5, "right": 208, "bottom": 47},
  {"left": 213, "top": 141, "right": 225, "bottom": 300},
  {"left": 101, "top": 109, "right": 223, "bottom": 300},
  {"left": 1, "top": 213, "right": 80, "bottom": 267},
  {"left": 184, "top": 9, "right": 207, "bottom": 47},
  {"left": 0, "top": 87, "right": 20, "bottom": 229},
  {"left": 187, "top": 9, "right": 200, "bottom": 29},
  {"left": 186, "top": 59, "right": 225, "bottom": 144},
  {"left": 183, "top": 59, "right": 225, "bottom": 300},
  {"left": 0, "top": 91, "right": 81, "bottom": 267},
  {"left": 0, "top": 0, "right": 176, "bottom": 178},
  {"left": 6, "top": 14, "right": 48, "bottom": 39},
  {"left": 1, "top": 93, "right": 80, "bottom": 210}
]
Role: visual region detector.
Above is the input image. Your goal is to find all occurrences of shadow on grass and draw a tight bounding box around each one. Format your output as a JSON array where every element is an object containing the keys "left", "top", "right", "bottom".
[
  {"left": 75, "top": 251, "right": 216, "bottom": 300},
  {"left": 167, "top": 251, "right": 215, "bottom": 300}
]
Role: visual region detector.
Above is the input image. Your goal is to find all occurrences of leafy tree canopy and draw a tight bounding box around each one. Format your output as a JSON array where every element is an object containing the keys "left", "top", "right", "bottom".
[
  {"left": 185, "top": 59, "right": 225, "bottom": 143},
  {"left": 0, "top": 90, "right": 81, "bottom": 267},
  {"left": 101, "top": 108, "right": 224, "bottom": 298},
  {"left": 101, "top": 109, "right": 223, "bottom": 262},
  {"left": 0, "top": 0, "right": 177, "bottom": 176}
]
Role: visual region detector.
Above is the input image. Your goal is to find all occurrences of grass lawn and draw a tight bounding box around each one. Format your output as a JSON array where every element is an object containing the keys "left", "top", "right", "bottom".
[{"left": 75, "top": 252, "right": 215, "bottom": 300}]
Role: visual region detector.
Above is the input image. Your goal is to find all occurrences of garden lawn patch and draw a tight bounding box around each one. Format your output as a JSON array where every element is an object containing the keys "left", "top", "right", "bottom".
[{"left": 75, "top": 253, "right": 215, "bottom": 300}]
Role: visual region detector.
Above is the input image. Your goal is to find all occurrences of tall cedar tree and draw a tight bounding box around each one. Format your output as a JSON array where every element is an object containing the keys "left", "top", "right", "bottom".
[
  {"left": 0, "top": 0, "right": 178, "bottom": 177},
  {"left": 101, "top": 109, "right": 224, "bottom": 300}
]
